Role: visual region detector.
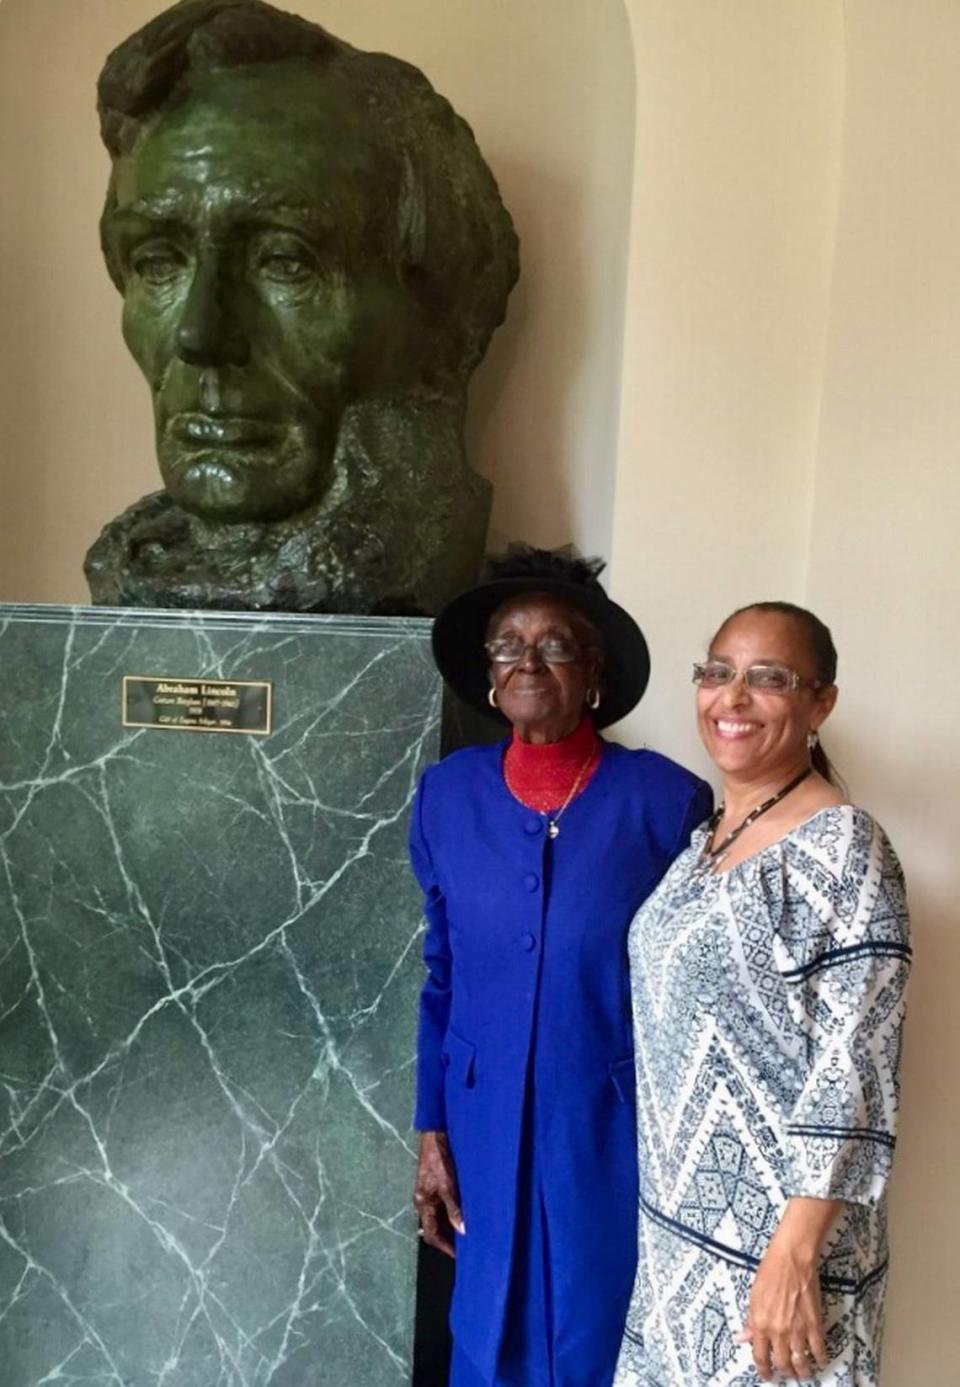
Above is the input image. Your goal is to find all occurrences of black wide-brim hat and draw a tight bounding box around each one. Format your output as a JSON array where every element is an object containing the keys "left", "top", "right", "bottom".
[{"left": 431, "top": 575, "right": 651, "bottom": 730}]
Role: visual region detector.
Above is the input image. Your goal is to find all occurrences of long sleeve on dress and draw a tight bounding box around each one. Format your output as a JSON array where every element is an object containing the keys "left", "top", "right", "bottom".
[
  {"left": 410, "top": 773, "right": 452, "bottom": 1131},
  {"left": 779, "top": 811, "right": 911, "bottom": 1206}
]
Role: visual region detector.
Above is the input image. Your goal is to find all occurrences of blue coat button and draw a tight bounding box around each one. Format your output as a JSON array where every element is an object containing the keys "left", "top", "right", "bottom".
[
  {"left": 524, "top": 816, "right": 543, "bottom": 835},
  {"left": 520, "top": 932, "right": 537, "bottom": 951},
  {"left": 523, "top": 873, "right": 540, "bottom": 892}
]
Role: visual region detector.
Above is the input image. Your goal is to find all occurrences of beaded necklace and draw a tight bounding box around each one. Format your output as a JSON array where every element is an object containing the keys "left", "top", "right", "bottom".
[{"left": 696, "top": 767, "right": 812, "bottom": 874}]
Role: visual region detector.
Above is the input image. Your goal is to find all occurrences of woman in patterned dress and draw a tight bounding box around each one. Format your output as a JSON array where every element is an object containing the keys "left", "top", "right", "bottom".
[{"left": 615, "top": 602, "right": 910, "bottom": 1387}]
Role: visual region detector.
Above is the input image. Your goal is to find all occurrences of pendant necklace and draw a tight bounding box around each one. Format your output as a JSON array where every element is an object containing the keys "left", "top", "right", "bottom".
[
  {"left": 546, "top": 746, "right": 599, "bottom": 837},
  {"left": 696, "top": 766, "right": 812, "bottom": 874},
  {"left": 504, "top": 745, "right": 600, "bottom": 839}
]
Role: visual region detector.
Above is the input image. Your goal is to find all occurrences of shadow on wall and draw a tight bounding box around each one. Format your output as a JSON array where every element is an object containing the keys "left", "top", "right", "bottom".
[
  {"left": 467, "top": 58, "right": 637, "bottom": 561},
  {"left": 469, "top": 161, "right": 588, "bottom": 555}
]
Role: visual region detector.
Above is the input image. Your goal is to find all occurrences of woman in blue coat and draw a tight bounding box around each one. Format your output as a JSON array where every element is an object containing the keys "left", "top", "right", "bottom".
[{"left": 411, "top": 547, "right": 713, "bottom": 1387}]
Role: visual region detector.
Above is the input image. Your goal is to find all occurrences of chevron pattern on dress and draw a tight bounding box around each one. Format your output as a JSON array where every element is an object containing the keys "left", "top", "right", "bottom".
[{"left": 615, "top": 806, "right": 910, "bottom": 1387}]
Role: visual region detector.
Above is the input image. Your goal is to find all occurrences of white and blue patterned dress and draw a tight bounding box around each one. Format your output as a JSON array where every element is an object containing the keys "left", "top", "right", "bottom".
[{"left": 614, "top": 806, "right": 910, "bottom": 1387}]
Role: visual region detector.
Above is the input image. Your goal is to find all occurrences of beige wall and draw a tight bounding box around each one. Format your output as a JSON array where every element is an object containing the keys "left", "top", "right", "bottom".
[
  {"left": 0, "top": 0, "right": 634, "bottom": 602},
  {"left": 611, "top": 0, "right": 845, "bottom": 769},
  {"left": 805, "top": 5, "right": 960, "bottom": 1371},
  {"left": 612, "top": 2, "right": 959, "bottom": 1378},
  {"left": 1, "top": 0, "right": 956, "bottom": 1376}
]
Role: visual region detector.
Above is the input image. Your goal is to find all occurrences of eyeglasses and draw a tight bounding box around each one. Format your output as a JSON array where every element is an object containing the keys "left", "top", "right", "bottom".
[
  {"left": 692, "top": 661, "right": 823, "bottom": 694},
  {"left": 485, "top": 636, "right": 594, "bottom": 665}
]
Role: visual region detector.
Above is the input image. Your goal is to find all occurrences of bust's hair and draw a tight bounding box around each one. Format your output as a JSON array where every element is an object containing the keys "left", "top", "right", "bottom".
[{"left": 98, "top": 0, "right": 518, "bottom": 382}]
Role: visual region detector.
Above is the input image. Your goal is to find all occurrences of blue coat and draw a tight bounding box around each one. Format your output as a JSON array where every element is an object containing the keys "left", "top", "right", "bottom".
[{"left": 411, "top": 738, "right": 712, "bottom": 1385}]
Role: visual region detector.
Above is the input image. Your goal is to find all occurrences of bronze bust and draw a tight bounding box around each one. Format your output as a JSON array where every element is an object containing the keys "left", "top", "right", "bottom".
[{"left": 85, "top": 0, "right": 518, "bottom": 613}]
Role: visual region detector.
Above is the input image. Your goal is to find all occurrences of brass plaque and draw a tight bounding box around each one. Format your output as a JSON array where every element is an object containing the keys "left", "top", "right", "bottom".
[{"left": 122, "top": 676, "right": 272, "bottom": 736}]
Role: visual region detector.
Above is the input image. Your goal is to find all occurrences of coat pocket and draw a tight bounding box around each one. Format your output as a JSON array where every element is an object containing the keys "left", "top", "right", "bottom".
[
  {"left": 609, "top": 1054, "right": 636, "bottom": 1105},
  {"left": 441, "top": 1027, "right": 477, "bottom": 1088}
]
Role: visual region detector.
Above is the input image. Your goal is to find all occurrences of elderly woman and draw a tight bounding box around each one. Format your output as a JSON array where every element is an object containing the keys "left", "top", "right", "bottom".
[
  {"left": 614, "top": 601, "right": 911, "bottom": 1387},
  {"left": 410, "top": 547, "right": 713, "bottom": 1387}
]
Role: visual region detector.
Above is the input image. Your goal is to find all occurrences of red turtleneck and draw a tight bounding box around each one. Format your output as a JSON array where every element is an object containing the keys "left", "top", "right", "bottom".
[{"left": 502, "top": 716, "right": 601, "bottom": 813}]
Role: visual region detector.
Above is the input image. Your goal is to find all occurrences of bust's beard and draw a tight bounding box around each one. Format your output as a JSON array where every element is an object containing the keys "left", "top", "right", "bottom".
[{"left": 84, "top": 394, "right": 491, "bottom": 616}]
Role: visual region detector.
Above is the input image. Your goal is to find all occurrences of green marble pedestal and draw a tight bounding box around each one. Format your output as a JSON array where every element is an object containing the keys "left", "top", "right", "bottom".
[{"left": 0, "top": 604, "right": 440, "bottom": 1386}]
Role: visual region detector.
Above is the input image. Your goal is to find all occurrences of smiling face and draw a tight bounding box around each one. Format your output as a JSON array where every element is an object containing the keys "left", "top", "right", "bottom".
[
  {"left": 487, "top": 593, "right": 603, "bottom": 743},
  {"left": 101, "top": 61, "right": 420, "bottom": 524},
  {"left": 697, "top": 609, "right": 838, "bottom": 784}
]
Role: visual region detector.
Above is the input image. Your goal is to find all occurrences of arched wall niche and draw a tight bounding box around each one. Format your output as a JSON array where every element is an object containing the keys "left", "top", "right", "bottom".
[{"left": 0, "top": 0, "right": 635, "bottom": 602}]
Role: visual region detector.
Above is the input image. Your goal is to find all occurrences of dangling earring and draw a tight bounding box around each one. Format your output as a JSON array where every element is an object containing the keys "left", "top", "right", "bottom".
[
  {"left": 488, "top": 687, "right": 498, "bottom": 709},
  {"left": 587, "top": 688, "right": 601, "bottom": 711},
  {"left": 806, "top": 729, "right": 819, "bottom": 750}
]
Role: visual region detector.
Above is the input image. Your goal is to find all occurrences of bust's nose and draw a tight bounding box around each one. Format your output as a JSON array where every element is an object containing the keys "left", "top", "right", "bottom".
[{"left": 176, "top": 251, "right": 250, "bottom": 369}]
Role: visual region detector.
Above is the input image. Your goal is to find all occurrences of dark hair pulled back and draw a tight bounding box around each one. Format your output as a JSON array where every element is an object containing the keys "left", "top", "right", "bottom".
[{"left": 718, "top": 600, "right": 840, "bottom": 786}]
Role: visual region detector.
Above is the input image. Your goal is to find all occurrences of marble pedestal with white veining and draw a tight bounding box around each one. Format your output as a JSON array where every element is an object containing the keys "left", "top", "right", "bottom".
[{"left": 0, "top": 604, "right": 440, "bottom": 1387}]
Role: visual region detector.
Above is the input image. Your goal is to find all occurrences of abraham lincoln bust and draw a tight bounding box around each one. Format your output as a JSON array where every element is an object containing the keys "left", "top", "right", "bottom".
[{"left": 85, "top": 0, "right": 518, "bottom": 613}]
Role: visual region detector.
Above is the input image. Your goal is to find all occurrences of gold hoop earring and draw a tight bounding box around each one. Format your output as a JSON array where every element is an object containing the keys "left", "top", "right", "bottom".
[
  {"left": 587, "top": 688, "right": 601, "bottom": 711},
  {"left": 488, "top": 687, "right": 498, "bottom": 709}
]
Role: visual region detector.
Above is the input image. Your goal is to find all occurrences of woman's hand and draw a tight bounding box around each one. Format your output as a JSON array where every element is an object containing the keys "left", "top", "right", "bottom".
[
  {"left": 741, "top": 1197, "right": 841, "bottom": 1381},
  {"left": 413, "top": 1130, "right": 465, "bottom": 1258}
]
